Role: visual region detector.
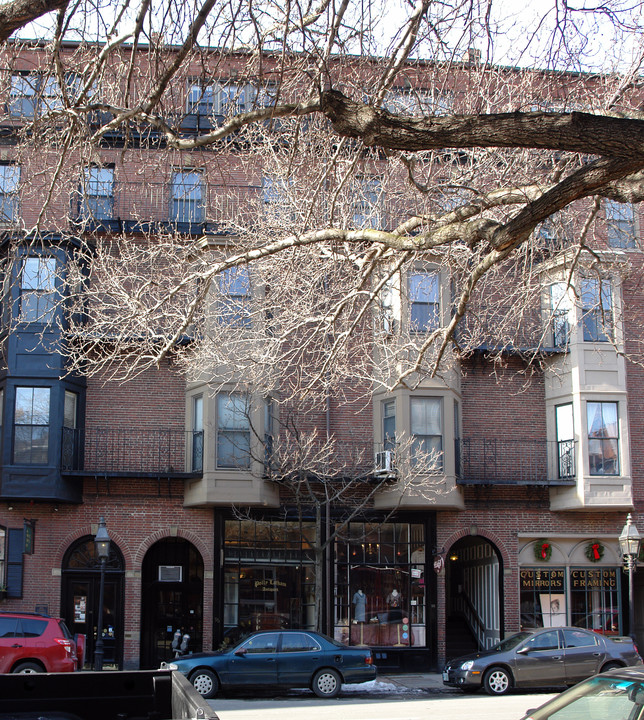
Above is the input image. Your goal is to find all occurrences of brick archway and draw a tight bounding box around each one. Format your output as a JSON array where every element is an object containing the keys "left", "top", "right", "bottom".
[{"left": 444, "top": 532, "right": 504, "bottom": 659}]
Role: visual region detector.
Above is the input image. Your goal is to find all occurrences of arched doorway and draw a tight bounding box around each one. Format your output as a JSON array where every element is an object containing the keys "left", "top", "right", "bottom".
[
  {"left": 61, "top": 536, "right": 125, "bottom": 669},
  {"left": 140, "top": 538, "right": 204, "bottom": 669},
  {"left": 445, "top": 535, "right": 502, "bottom": 659}
]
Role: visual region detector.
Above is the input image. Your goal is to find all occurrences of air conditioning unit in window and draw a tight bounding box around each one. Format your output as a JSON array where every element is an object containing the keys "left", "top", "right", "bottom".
[{"left": 374, "top": 450, "right": 396, "bottom": 477}]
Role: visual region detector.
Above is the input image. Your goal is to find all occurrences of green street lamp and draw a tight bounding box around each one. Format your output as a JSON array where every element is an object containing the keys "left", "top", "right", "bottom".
[{"left": 619, "top": 514, "right": 641, "bottom": 641}]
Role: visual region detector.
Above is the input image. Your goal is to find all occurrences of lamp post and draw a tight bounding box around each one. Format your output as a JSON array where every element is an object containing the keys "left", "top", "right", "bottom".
[
  {"left": 619, "top": 513, "right": 641, "bottom": 641},
  {"left": 94, "top": 516, "right": 111, "bottom": 671}
]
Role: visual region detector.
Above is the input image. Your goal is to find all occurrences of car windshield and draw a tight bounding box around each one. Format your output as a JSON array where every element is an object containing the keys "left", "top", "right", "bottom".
[
  {"left": 492, "top": 632, "right": 534, "bottom": 652},
  {"left": 526, "top": 677, "right": 644, "bottom": 720}
]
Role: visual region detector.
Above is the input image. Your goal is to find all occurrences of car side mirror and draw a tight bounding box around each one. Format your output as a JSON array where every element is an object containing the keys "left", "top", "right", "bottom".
[
  {"left": 516, "top": 646, "right": 529, "bottom": 655},
  {"left": 234, "top": 648, "right": 247, "bottom": 657}
]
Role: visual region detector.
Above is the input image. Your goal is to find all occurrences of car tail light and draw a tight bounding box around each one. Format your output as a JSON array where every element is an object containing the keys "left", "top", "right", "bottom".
[
  {"left": 365, "top": 654, "right": 373, "bottom": 665},
  {"left": 54, "top": 638, "right": 74, "bottom": 655}
]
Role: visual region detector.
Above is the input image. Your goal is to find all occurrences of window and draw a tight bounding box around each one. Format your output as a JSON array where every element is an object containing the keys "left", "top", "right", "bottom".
[
  {"left": 555, "top": 403, "right": 575, "bottom": 479},
  {"left": 383, "top": 400, "right": 396, "bottom": 451},
  {"left": 581, "top": 277, "right": 613, "bottom": 342},
  {"left": 409, "top": 272, "right": 440, "bottom": 332},
  {"left": 64, "top": 391, "right": 77, "bottom": 430},
  {"left": 526, "top": 630, "right": 560, "bottom": 651},
  {"left": 192, "top": 395, "right": 203, "bottom": 473},
  {"left": 520, "top": 568, "right": 566, "bottom": 629},
  {"left": 217, "top": 392, "right": 250, "bottom": 468},
  {"left": 334, "top": 521, "right": 426, "bottom": 647},
  {"left": 570, "top": 568, "right": 620, "bottom": 634},
  {"left": 587, "top": 401, "right": 619, "bottom": 475},
  {"left": 217, "top": 83, "right": 255, "bottom": 116},
  {"left": 14, "top": 386, "right": 50, "bottom": 464},
  {"left": 171, "top": 171, "right": 204, "bottom": 223},
  {"left": 280, "top": 633, "right": 321, "bottom": 653},
  {"left": 61, "top": 391, "right": 79, "bottom": 472},
  {"left": 410, "top": 397, "right": 442, "bottom": 469},
  {"left": 80, "top": 167, "right": 114, "bottom": 221},
  {"left": 380, "top": 278, "right": 396, "bottom": 335},
  {"left": 605, "top": 200, "right": 636, "bottom": 249},
  {"left": 19, "top": 257, "right": 57, "bottom": 323},
  {"left": 238, "top": 632, "right": 279, "bottom": 653},
  {"left": 9, "top": 72, "right": 80, "bottom": 117},
  {"left": 352, "top": 176, "right": 381, "bottom": 229},
  {"left": 218, "top": 267, "right": 251, "bottom": 327},
  {"left": 550, "top": 282, "right": 573, "bottom": 347},
  {"left": 187, "top": 82, "right": 214, "bottom": 116},
  {"left": 9, "top": 74, "right": 38, "bottom": 117},
  {"left": 0, "top": 165, "right": 20, "bottom": 224}
]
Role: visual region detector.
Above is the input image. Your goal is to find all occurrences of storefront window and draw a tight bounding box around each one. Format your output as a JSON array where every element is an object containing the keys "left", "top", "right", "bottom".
[
  {"left": 334, "top": 522, "right": 425, "bottom": 648},
  {"left": 520, "top": 568, "right": 566, "bottom": 628},
  {"left": 520, "top": 567, "right": 622, "bottom": 634},
  {"left": 223, "top": 519, "right": 316, "bottom": 645},
  {"left": 570, "top": 568, "right": 621, "bottom": 635}
]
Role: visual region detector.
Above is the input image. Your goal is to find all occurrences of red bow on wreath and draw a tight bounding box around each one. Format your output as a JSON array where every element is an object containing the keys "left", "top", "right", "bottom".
[
  {"left": 591, "top": 543, "right": 601, "bottom": 560},
  {"left": 541, "top": 542, "right": 550, "bottom": 559}
]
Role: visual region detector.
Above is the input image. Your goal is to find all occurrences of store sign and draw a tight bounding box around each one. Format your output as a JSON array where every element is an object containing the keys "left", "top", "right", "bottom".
[
  {"left": 520, "top": 569, "right": 565, "bottom": 591},
  {"left": 571, "top": 568, "right": 617, "bottom": 590},
  {"left": 254, "top": 579, "right": 287, "bottom": 592}
]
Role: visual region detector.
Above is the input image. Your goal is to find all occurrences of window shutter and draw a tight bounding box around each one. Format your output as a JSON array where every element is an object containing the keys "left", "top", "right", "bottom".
[{"left": 7, "top": 527, "right": 24, "bottom": 598}]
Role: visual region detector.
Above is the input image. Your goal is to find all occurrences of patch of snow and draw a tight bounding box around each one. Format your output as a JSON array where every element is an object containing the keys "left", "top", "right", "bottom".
[{"left": 341, "top": 679, "right": 420, "bottom": 694}]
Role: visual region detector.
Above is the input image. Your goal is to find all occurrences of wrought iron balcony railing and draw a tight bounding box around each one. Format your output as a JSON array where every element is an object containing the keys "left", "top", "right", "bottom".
[
  {"left": 456, "top": 437, "right": 576, "bottom": 486},
  {"left": 62, "top": 426, "right": 203, "bottom": 476}
]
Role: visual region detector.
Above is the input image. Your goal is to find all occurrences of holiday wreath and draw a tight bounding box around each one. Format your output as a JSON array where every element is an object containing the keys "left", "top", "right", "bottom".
[
  {"left": 585, "top": 540, "right": 605, "bottom": 562},
  {"left": 534, "top": 539, "right": 552, "bottom": 562}
]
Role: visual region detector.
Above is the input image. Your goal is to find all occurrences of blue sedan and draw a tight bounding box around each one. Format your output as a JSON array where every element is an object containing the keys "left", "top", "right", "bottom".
[{"left": 161, "top": 629, "right": 377, "bottom": 699}]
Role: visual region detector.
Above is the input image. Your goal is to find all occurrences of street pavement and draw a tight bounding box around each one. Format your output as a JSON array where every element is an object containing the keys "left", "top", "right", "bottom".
[{"left": 207, "top": 673, "right": 561, "bottom": 720}]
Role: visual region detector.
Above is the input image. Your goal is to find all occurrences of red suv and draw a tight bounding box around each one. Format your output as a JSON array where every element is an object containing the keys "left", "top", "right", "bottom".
[{"left": 0, "top": 611, "right": 82, "bottom": 673}]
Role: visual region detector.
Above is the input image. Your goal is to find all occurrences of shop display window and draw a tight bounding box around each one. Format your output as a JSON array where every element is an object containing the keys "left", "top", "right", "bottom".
[
  {"left": 223, "top": 520, "right": 316, "bottom": 645},
  {"left": 520, "top": 566, "right": 622, "bottom": 635},
  {"left": 334, "top": 522, "right": 426, "bottom": 647}
]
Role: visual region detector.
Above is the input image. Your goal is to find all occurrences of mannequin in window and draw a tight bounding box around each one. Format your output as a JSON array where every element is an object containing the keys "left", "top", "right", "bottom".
[
  {"left": 386, "top": 588, "right": 402, "bottom": 622},
  {"left": 352, "top": 589, "right": 367, "bottom": 623}
]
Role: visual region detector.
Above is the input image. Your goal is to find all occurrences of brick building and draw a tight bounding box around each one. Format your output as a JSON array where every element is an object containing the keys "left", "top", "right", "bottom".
[{"left": 0, "top": 40, "right": 642, "bottom": 674}]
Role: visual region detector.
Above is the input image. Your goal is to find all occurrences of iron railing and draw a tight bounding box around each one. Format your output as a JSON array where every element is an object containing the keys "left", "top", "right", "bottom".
[
  {"left": 456, "top": 437, "right": 576, "bottom": 486},
  {"left": 62, "top": 426, "right": 203, "bottom": 476}
]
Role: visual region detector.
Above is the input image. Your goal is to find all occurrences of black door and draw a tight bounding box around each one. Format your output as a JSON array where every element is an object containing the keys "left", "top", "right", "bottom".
[
  {"left": 61, "top": 538, "right": 125, "bottom": 669},
  {"left": 140, "top": 538, "right": 204, "bottom": 669}
]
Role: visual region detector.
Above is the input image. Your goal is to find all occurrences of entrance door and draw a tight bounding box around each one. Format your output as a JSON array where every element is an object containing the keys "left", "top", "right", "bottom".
[
  {"left": 61, "top": 538, "right": 125, "bottom": 669},
  {"left": 140, "top": 538, "right": 204, "bottom": 669}
]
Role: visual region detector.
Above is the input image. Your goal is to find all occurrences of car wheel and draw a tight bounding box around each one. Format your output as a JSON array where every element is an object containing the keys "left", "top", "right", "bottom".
[
  {"left": 483, "top": 666, "right": 512, "bottom": 695},
  {"left": 189, "top": 668, "right": 219, "bottom": 699},
  {"left": 312, "top": 668, "right": 342, "bottom": 698},
  {"left": 600, "top": 662, "right": 622, "bottom": 673},
  {"left": 12, "top": 662, "right": 42, "bottom": 674}
]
